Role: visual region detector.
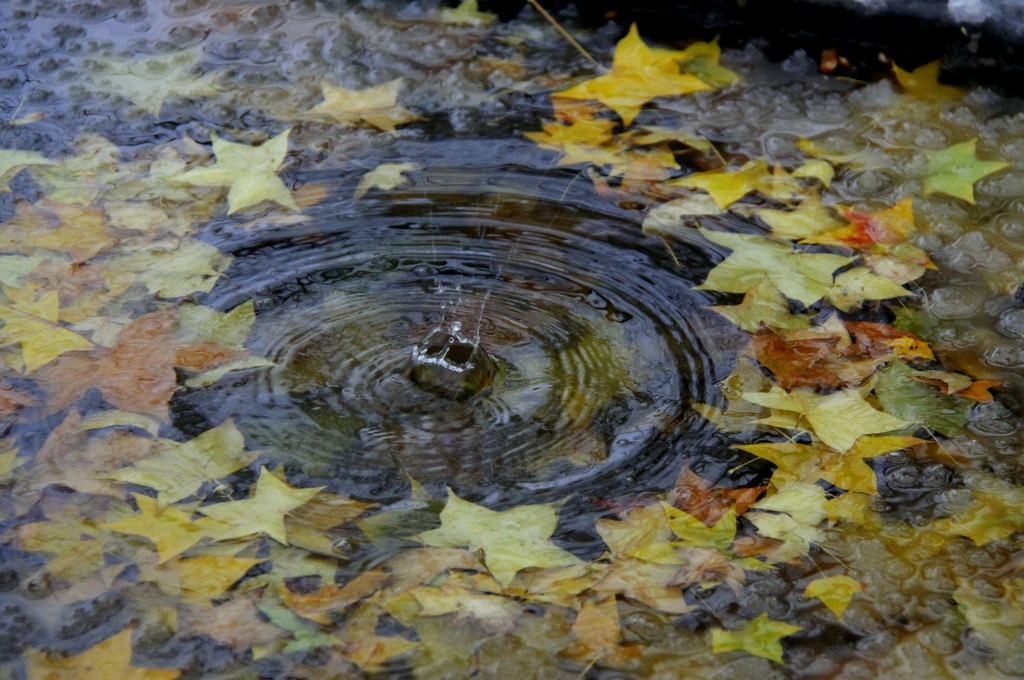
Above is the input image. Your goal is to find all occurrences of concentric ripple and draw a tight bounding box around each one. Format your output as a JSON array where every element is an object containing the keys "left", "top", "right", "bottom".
[{"left": 195, "top": 140, "right": 722, "bottom": 501}]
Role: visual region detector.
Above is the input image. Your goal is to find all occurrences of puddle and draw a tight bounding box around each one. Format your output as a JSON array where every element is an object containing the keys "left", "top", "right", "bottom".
[{"left": 0, "top": 1, "right": 1022, "bottom": 678}]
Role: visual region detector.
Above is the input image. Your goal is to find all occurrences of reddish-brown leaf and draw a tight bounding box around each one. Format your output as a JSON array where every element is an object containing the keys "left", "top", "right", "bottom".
[
  {"left": 36, "top": 308, "right": 241, "bottom": 419},
  {"left": 668, "top": 469, "right": 765, "bottom": 525}
]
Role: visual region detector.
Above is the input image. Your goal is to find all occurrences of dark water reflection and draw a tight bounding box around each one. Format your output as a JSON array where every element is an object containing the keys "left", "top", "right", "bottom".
[{"left": 187, "top": 139, "right": 729, "bottom": 506}]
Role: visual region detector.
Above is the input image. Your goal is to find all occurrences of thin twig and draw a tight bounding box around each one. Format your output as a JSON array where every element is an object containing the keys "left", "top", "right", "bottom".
[{"left": 525, "top": 0, "right": 605, "bottom": 71}]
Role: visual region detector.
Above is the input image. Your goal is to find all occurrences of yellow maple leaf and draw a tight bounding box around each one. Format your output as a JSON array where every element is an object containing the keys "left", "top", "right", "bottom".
[
  {"left": 803, "top": 574, "right": 866, "bottom": 619},
  {"left": 171, "top": 129, "right": 298, "bottom": 215},
  {"left": 526, "top": 115, "right": 617, "bottom": 150},
  {"left": 742, "top": 385, "right": 911, "bottom": 452},
  {"left": 307, "top": 79, "right": 419, "bottom": 132},
  {"left": 90, "top": 49, "right": 220, "bottom": 116},
  {"left": 102, "top": 494, "right": 220, "bottom": 563},
  {"left": 892, "top": 60, "right": 964, "bottom": 102},
  {"left": 26, "top": 628, "right": 180, "bottom": 680},
  {"left": 140, "top": 554, "right": 266, "bottom": 605},
  {"left": 670, "top": 160, "right": 803, "bottom": 209},
  {"left": 202, "top": 466, "right": 324, "bottom": 545},
  {"left": 711, "top": 613, "right": 801, "bottom": 664},
  {"left": 0, "top": 286, "right": 94, "bottom": 373},
  {"left": 354, "top": 162, "right": 419, "bottom": 199},
  {"left": 439, "top": 0, "right": 497, "bottom": 24},
  {"left": 555, "top": 24, "right": 712, "bottom": 126}
]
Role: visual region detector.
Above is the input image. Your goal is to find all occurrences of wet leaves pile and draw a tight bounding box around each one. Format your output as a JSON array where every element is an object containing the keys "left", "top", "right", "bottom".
[{"left": 0, "top": 0, "right": 1023, "bottom": 677}]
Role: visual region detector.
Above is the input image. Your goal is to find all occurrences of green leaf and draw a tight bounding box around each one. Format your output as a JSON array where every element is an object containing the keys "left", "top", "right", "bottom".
[
  {"left": 417, "top": 489, "right": 581, "bottom": 587},
  {"left": 697, "top": 229, "right": 853, "bottom": 306},
  {"left": 923, "top": 139, "right": 1009, "bottom": 204},
  {"left": 874, "top": 360, "right": 970, "bottom": 437},
  {"left": 258, "top": 599, "right": 337, "bottom": 654},
  {"left": 711, "top": 613, "right": 802, "bottom": 663}
]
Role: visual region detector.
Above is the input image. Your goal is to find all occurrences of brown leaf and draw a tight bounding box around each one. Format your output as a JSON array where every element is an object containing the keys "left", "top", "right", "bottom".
[
  {"left": 0, "top": 200, "right": 120, "bottom": 262},
  {"left": 842, "top": 320, "right": 933, "bottom": 360},
  {"left": 14, "top": 409, "right": 156, "bottom": 512},
  {"left": 36, "top": 308, "right": 241, "bottom": 419},
  {"left": 279, "top": 569, "right": 390, "bottom": 625},
  {"left": 750, "top": 322, "right": 885, "bottom": 390},
  {"left": 0, "top": 375, "right": 38, "bottom": 418},
  {"left": 182, "top": 592, "right": 287, "bottom": 649},
  {"left": 668, "top": 469, "right": 764, "bottom": 525}
]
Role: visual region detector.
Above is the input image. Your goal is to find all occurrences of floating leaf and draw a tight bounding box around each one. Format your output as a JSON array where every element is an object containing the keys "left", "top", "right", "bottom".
[
  {"left": 826, "top": 267, "right": 912, "bottom": 312},
  {"left": 698, "top": 229, "right": 853, "bottom": 306},
  {"left": 25, "top": 628, "right": 180, "bottom": 680},
  {"left": 709, "top": 280, "right": 811, "bottom": 333},
  {"left": 38, "top": 307, "right": 242, "bottom": 419},
  {"left": 671, "top": 160, "right": 802, "bottom": 209},
  {"left": 110, "top": 238, "right": 231, "bottom": 298},
  {"left": 757, "top": 197, "right": 846, "bottom": 241},
  {"left": 742, "top": 385, "right": 910, "bottom": 452},
  {"left": 307, "top": 79, "right": 419, "bottom": 132},
  {"left": 555, "top": 24, "right": 712, "bottom": 126},
  {"left": 439, "top": 0, "right": 497, "bottom": 24},
  {"left": 874, "top": 359, "right": 971, "bottom": 437},
  {"left": 892, "top": 60, "right": 964, "bottom": 102},
  {"left": 750, "top": 316, "right": 888, "bottom": 390},
  {"left": 202, "top": 466, "right": 323, "bottom": 545},
  {"left": 804, "top": 575, "right": 865, "bottom": 619},
  {"left": 172, "top": 130, "right": 298, "bottom": 214},
  {"left": 748, "top": 483, "right": 828, "bottom": 562},
  {"left": 419, "top": 489, "right": 581, "bottom": 587},
  {"left": 91, "top": 49, "right": 218, "bottom": 116},
  {"left": 102, "top": 494, "right": 219, "bottom": 563},
  {"left": 0, "top": 149, "right": 56, "bottom": 191},
  {"left": 107, "top": 420, "right": 257, "bottom": 505},
  {"left": 354, "top": 162, "right": 418, "bottom": 199},
  {"left": 711, "top": 613, "right": 801, "bottom": 664},
  {"left": 0, "top": 287, "right": 94, "bottom": 373},
  {"left": 923, "top": 139, "right": 1009, "bottom": 204}
]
